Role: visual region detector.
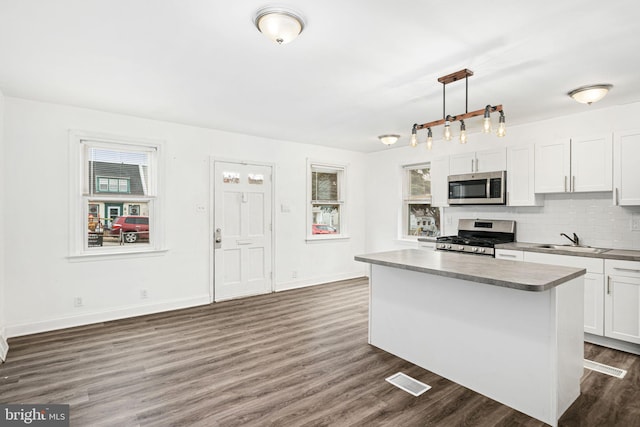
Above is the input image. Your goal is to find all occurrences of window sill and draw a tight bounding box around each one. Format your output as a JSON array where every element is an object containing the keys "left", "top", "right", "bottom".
[
  {"left": 306, "top": 234, "right": 351, "bottom": 243},
  {"left": 68, "top": 247, "right": 168, "bottom": 262}
]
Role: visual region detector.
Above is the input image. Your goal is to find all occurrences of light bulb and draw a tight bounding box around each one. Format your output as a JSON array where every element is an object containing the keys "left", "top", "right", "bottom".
[
  {"left": 497, "top": 112, "right": 506, "bottom": 137},
  {"left": 482, "top": 105, "right": 492, "bottom": 133},
  {"left": 410, "top": 132, "right": 418, "bottom": 147},
  {"left": 459, "top": 121, "right": 467, "bottom": 144},
  {"left": 443, "top": 121, "right": 452, "bottom": 141},
  {"left": 426, "top": 128, "right": 433, "bottom": 150},
  {"left": 410, "top": 124, "right": 418, "bottom": 147}
]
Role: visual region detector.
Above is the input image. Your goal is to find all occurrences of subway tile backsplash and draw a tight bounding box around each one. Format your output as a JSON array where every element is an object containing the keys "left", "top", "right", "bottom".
[{"left": 444, "top": 192, "right": 640, "bottom": 250}]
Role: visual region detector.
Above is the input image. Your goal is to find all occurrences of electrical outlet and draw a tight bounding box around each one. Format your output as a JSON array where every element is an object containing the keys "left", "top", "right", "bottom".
[
  {"left": 632, "top": 213, "right": 640, "bottom": 231},
  {"left": 73, "top": 297, "right": 83, "bottom": 307},
  {"left": 140, "top": 289, "right": 148, "bottom": 299}
]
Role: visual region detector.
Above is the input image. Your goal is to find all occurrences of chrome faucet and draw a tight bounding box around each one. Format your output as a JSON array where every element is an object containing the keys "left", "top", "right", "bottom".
[{"left": 560, "top": 232, "right": 580, "bottom": 246}]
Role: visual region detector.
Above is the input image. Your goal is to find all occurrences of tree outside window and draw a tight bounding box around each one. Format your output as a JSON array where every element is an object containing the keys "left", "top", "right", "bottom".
[{"left": 403, "top": 165, "right": 441, "bottom": 238}]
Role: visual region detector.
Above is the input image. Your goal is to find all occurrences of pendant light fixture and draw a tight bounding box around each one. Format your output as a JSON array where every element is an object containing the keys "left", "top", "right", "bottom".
[
  {"left": 254, "top": 7, "right": 305, "bottom": 44},
  {"left": 409, "top": 69, "right": 505, "bottom": 150},
  {"left": 568, "top": 84, "right": 613, "bottom": 105}
]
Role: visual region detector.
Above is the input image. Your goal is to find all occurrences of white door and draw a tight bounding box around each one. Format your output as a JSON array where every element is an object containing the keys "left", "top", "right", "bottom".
[{"left": 214, "top": 161, "right": 273, "bottom": 301}]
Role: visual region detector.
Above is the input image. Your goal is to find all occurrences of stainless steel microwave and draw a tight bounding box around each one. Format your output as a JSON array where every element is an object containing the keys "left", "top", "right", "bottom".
[{"left": 447, "top": 171, "right": 506, "bottom": 205}]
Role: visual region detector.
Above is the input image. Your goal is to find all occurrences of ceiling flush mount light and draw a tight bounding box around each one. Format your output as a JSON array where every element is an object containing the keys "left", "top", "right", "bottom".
[
  {"left": 254, "top": 7, "right": 304, "bottom": 44},
  {"left": 409, "top": 69, "right": 504, "bottom": 149},
  {"left": 568, "top": 84, "right": 613, "bottom": 105},
  {"left": 379, "top": 134, "right": 400, "bottom": 146}
]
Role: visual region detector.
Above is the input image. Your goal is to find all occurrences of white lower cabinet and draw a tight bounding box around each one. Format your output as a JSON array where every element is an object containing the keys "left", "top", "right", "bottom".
[
  {"left": 523, "top": 252, "right": 605, "bottom": 337},
  {"left": 417, "top": 241, "right": 436, "bottom": 251},
  {"left": 605, "top": 260, "right": 640, "bottom": 344},
  {"left": 495, "top": 250, "right": 640, "bottom": 347},
  {"left": 584, "top": 273, "right": 605, "bottom": 336},
  {"left": 494, "top": 249, "right": 524, "bottom": 261}
]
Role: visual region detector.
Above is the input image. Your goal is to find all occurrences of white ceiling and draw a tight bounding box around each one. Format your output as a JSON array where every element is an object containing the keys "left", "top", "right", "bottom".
[{"left": 0, "top": 0, "right": 639, "bottom": 153}]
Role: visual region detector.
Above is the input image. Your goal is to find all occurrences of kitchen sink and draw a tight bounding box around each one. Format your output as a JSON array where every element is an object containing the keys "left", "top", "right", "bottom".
[{"left": 534, "top": 244, "right": 609, "bottom": 254}]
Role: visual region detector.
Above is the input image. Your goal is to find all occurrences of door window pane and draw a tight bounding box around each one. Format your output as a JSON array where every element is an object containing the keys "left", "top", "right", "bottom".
[
  {"left": 248, "top": 174, "right": 264, "bottom": 185},
  {"left": 223, "top": 172, "right": 240, "bottom": 184}
]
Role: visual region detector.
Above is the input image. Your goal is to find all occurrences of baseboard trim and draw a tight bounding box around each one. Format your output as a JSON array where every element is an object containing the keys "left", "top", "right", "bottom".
[
  {"left": 5, "top": 295, "right": 210, "bottom": 338},
  {"left": 0, "top": 333, "right": 8, "bottom": 362},
  {"left": 275, "top": 271, "right": 366, "bottom": 292},
  {"left": 585, "top": 333, "right": 640, "bottom": 356}
]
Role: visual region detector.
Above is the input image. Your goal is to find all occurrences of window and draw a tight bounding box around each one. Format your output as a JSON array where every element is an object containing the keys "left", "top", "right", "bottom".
[
  {"left": 69, "top": 131, "right": 163, "bottom": 255},
  {"left": 307, "top": 160, "right": 347, "bottom": 240},
  {"left": 403, "top": 164, "right": 441, "bottom": 238},
  {"left": 96, "top": 177, "right": 130, "bottom": 193}
]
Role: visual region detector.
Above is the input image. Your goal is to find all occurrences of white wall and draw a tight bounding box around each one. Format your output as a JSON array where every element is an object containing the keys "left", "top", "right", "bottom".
[
  {"left": 365, "top": 102, "right": 640, "bottom": 252},
  {"left": 0, "top": 90, "right": 8, "bottom": 360},
  {"left": 3, "top": 98, "right": 366, "bottom": 337}
]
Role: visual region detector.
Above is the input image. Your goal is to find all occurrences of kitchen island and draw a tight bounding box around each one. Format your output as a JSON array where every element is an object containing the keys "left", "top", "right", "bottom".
[{"left": 355, "top": 249, "right": 586, "bottom": 427}]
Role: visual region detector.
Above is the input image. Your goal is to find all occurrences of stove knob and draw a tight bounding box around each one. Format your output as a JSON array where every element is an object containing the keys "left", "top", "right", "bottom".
[
  {"left": 446, "top": 244, "right": 452, "bottom": 249},
  {"left": 472, "top": 247, "right": 479, "bottom": 252},
  {"left": 458, "top": 245, "right": 464, "bottom": 250},
  {"left": 479, "top": 248, "right": 486, "bottom": 253}
]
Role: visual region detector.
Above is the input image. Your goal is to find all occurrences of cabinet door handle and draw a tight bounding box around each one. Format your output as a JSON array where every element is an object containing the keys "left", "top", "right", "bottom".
[
  {"left": 471, "top": 159, "right": 474, "bottom": 172},
  {"left": 475, "top": 158, "right": 479, "bottom": 172},
  {"left": 615, "top": 188, "right": 619, "bottom": 206},
  {"left": 500, "top": 254, "right": 517, "bottom": 258},
  {"left": 572, "top": 176, "right": 576, "bottom": 192},
  {"left": 613, "top": 267, "right": 640, "bottom": 273},
  {"left": 564, "top": 176, "right": 568, "bottom": 192},
  {"left": 607, "top": 276, "right": 612, "bottom": 295}
]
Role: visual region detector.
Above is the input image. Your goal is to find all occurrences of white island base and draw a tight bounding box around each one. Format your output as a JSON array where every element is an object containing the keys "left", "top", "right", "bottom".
[{"left": 368, "top": 264, "right": 584, "bottom": 426}]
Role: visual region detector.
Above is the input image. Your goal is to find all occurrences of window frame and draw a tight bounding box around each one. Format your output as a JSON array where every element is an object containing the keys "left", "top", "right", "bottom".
[
  {"left": 306, "top": 159, "right": 349, "bottom": 241},
  {"left": 69, "top": 130, "right": 165, "bottom": 258},
  {"left": 401, "top": 163, "right": 441, "bottom": 240}
]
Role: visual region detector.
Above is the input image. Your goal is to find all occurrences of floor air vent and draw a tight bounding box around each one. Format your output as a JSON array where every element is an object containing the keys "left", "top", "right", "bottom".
[
  {"left": 385, "top": 372, "right": 431, "bottom": 396},
  {"left": 584, "top": 359, "right": 627, "bottom": 379}
]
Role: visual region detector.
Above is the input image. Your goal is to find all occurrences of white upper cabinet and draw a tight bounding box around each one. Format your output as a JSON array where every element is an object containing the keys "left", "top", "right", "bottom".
[
  {"left": 534, "top": 135, "right": 612, "bottom": 193},
  {"left": 507, "top": 144, "right": 542, "bottom": 206},
  {"left": 430, "top": 156, "right": 449, "bottom": 207},
  {"left": 449, "top": 148, "right": 506, "bottom": 175},
  {"left": 534, "top": 139, "right": 571, "bottom": 193},
  {"left": 571, "top": 134, "right": 612, "bottom": 192},
  {"left": 613, "top": 129, "right": 640, "bottom": 206}
]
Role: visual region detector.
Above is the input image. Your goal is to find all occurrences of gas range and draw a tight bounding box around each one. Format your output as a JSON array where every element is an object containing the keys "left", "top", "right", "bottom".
[{"left": 436, "top": 219, "right": 516, "bottom": 256}]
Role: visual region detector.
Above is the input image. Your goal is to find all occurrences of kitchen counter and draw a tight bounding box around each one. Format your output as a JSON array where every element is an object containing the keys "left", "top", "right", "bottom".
[
  {"left": 496, "top": 242, "right": 640, "bottom": 261},
  {"left": 355, "top": 249, "right": 585, "bottom": 291},
  {"left": 356, "top": 249, "right": 584, "bottom": 427}
]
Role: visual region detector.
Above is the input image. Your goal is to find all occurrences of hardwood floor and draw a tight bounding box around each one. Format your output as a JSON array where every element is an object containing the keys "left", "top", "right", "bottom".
[{"left": 1, "top": 278, "right": 639, "bottom": 426}]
